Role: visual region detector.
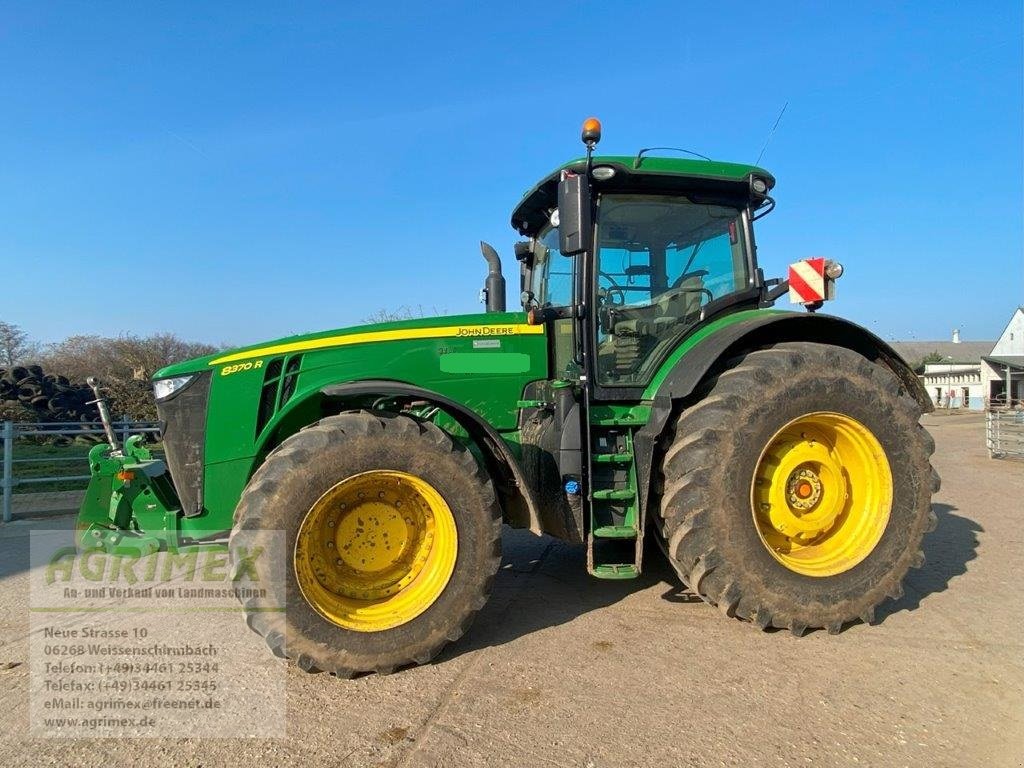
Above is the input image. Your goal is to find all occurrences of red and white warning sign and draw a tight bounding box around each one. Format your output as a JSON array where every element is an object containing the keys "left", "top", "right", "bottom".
[{"left": 788, "top": 257, "right": 833, "bottom": 304}]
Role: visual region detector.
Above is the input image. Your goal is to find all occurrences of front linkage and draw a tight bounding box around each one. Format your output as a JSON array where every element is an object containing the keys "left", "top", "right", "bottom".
[{"left": 77, "top": 379, "right": 182, "bottom": 556}]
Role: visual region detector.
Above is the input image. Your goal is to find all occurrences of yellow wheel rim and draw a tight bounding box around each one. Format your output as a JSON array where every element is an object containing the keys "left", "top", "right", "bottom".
[
  {"left": 750, "top": 412, "right": 892, "bottom": 577},
  {"left": 293, "top": 470, "right": 458, "bottom": 632}
]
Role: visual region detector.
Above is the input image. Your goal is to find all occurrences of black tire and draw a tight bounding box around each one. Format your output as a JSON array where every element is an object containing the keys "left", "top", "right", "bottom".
[
  {"left": 657, "top": 342, "right": 938, "bottom": 635},
  {"left": 229, "top": 410, "right": 502, "bottom": 676}
]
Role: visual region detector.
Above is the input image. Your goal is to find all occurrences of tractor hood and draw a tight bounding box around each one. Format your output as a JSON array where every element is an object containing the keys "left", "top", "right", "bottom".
[
  {"left": 154, "top": 312, "right": 539, "bottom": 380},
  {"left": 154, "top": 310, "right": 548, "bottom": 495}
]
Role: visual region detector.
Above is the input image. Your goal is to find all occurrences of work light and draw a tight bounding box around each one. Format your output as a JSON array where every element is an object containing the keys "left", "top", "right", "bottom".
[{"left": 153, "top": 375, "right": 195, "bottom": 402}]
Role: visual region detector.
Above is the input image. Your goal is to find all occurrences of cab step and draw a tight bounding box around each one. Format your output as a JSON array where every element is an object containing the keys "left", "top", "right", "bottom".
[
  {"left": 591, "top": 488, "right": 636, "bottom": 501},
  {"left": 591, "top": 452, "right": 633, "bottom": 464},
  {"left": 591, "top": 563, "right": 640, "bottom": 580},
  {"left": 586, "top": 413, "right": 645, "bottom": 580}
]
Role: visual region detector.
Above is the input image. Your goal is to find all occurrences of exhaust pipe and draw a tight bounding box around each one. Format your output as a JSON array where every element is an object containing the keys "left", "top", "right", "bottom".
[{"left": 480, "top": 241, "right": 506, "bottom": 312}]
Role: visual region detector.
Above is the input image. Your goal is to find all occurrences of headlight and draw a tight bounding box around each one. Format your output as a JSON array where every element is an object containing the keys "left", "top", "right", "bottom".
[{"left": 153, "top": 375, "right": 195, "bottom": 402}]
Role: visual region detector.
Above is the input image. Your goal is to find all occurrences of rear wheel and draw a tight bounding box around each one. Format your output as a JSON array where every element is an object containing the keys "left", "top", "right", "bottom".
[
  {"left": 658, "top": 342, "right": 938, "bottom": 634},
  {"left": 230, "top": 411, "right": 502, "bottom": 675}
]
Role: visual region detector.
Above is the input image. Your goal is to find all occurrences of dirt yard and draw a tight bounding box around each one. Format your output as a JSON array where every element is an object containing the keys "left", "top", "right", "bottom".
[{"left": 0, "top": 412, "right": 1020, "bottom": 767}]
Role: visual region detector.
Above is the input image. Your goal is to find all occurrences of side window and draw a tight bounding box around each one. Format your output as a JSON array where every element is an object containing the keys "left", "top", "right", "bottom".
[
  {"left": 597, "top": 246, "right": 651, "bottom": 307},
  {"left": 595, "top": 195, "right": 750, "bottom": 387},
  {"left": 665, "top": 227, "right": 741, "bottom": 301},
  {"left": 531, "top": 226, "right": 573, "bottom": 306},
  {"left": 532, "top": 224, "right": 577, "bottom": 379}
]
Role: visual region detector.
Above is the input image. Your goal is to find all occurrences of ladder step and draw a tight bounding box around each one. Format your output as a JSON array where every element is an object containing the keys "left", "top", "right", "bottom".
[
  {"left": 590, "top": 417, "right": 641, "bottom": 427},
  {"left": 592, "top": 488, "right": 636, "bottom": 501},
  {"left": 591, "top": 452, "right": 633, "bottom": 464},
  {"left": 593, "top": 525, "right": 638, "bottom": 539},
  {"left": 591, "top": 563, "right": 640, "bottom": 580}
]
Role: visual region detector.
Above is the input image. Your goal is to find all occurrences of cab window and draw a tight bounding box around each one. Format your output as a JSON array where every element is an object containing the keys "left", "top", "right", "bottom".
[{"left": 595, "top": 194, "right": 750, "bottom": 386}]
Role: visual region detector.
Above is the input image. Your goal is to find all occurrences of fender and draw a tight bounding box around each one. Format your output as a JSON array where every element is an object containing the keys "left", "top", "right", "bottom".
[
  {"left": 633, "top": 311, "right": 932, "bottom": 524},
  {"left": 320, "top": 379, "right": 544, "bottom": 535}
]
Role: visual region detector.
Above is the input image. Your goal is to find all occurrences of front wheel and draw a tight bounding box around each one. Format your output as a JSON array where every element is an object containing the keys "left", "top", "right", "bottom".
[
  {"left": 230, "top": 411, "right": 502, "bottom": 675},
  {"left": 658, "top": 342, "right": 939, "bottom": 634}
]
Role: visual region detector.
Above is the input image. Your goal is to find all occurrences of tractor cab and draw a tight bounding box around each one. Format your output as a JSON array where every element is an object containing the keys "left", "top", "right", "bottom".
[{"left": 510, "top": 120, "right": 775, "bottom": 399}]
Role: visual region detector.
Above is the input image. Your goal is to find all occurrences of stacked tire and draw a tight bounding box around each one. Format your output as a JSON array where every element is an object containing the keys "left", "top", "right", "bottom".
[{"left": 0, "top": 366, "right": 100, "bottom": 423}]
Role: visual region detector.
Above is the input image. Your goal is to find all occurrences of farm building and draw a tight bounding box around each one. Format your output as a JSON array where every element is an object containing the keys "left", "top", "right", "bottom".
[
  {"left": 888, "top": 332, "right": 994, "bottom": 410},
  {"left": 982, "top": 306, "right": 1024, "bottom": 407}
]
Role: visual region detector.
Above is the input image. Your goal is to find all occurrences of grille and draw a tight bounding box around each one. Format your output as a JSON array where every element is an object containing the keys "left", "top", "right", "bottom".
[
  {"left": 255, "top": 355, "right": 302, "bottom": 438},
  {"left": 156, "top": 371, "right": 211, "bottom": 517}
]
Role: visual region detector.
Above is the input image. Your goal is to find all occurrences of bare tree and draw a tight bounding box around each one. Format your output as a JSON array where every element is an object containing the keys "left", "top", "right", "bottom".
[
  {"left": 41, "top": 333, "right": 220, "bottom": 420},
  {"left": 0, "top": 320, "right": 38, "bottom": 366},
  {"left": 361, "top": 305, "right": 446, "bottom": 324},
  {"left": 42, "top": 334, "right": 219, "bottom": 383}
]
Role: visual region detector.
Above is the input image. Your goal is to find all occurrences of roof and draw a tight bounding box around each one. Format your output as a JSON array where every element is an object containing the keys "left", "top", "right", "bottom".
[
  {"left": 887, "top": 341, "right": 995, "bottom": 364},
  {"left": 983, "top": 355, "right": 1024, "bottom": 370},
  {"left": 510, "top": 154, "right": 774, "bottom": 236},
  {"left": 992, "top": 306, "right": 1024, "bottom": 351}
]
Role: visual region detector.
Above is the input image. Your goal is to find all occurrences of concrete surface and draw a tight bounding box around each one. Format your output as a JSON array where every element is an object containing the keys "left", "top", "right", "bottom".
[
  {"left": 0, "top": 413, "right": 1021, "bottom": 766},
  {"left": 10, "top": 489, "right": 84, "bottom": 518}
]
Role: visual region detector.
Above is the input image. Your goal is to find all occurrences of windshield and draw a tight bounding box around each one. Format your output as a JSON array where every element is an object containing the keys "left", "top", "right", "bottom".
[{"left": 595, "top": 194, "right": 750, "bottom": 386}]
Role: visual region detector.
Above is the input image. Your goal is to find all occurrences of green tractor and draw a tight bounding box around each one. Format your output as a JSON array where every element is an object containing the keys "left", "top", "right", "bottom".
[{"left": 79, "top": 119, "right": 937, "bottom": 675}]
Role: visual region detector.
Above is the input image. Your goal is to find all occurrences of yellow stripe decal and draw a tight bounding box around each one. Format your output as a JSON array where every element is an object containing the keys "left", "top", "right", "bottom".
[{"left": 209, "top": 324, "right": 544, "bottom": 365}]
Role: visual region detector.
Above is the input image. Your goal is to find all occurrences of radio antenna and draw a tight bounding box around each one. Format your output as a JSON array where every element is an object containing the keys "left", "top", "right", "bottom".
[{"left": 755, "top": 101, "right": 788, "bottom": 166}]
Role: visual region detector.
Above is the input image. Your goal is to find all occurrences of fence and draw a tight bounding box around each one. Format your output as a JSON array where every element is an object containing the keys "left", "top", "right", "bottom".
[
  {"left": 1, "top": 420, "right": 162, "bottom": 523},
  {"left": 986, "top": 409, "right": 1024, "bottom": 460}
]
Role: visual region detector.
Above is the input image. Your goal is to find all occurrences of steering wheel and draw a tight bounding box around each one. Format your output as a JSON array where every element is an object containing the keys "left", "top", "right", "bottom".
[{"left": 598, "top": 271, "right": 627, "bottom": 306}]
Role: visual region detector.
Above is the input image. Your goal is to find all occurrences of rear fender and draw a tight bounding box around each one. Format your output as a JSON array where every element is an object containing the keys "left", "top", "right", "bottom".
[{"left": 635, "top": 311, "right": 931, "bottom": 532}]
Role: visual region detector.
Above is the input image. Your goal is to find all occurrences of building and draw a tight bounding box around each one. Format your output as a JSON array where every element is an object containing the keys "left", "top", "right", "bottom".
[
  {"left": 888, "top": 334, "right": 994, "bottom": 411},
  {"left": 982, "top": 306, "right": 1024, "bottom": 407}
]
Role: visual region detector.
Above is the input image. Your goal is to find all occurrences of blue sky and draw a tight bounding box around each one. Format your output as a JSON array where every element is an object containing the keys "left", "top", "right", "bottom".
[{"left": 1, "top": 1, "right": 1021, "bottom": 347}]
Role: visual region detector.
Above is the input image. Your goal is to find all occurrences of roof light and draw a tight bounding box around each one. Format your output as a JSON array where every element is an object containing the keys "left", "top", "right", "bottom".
[
  {"left": 591, "top": 166, "right": 615, "bottom": 181},
  {"left": 751, "top": 177, "right": 768, "bottom": 194},
  {"left": 581, "top": 117, "right": 601, "bottom": 146}
]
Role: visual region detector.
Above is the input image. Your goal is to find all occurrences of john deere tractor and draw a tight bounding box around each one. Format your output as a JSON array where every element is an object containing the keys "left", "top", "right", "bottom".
[{"left": 79, "top": 119, "right": 937, "bottom": 675}]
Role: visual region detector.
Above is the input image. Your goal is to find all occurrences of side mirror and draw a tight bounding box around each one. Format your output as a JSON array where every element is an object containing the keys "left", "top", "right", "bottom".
[{"left": 557, "top": 172, "right": 592, "bottom": 255}]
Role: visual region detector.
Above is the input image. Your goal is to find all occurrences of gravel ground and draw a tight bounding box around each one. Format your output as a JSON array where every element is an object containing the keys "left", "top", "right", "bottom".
[{"left": 0, "top": 412, "right": 1020, "bottom": 767}]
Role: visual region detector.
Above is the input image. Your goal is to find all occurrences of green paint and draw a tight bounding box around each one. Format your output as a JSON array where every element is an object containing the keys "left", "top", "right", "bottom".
[
  {"left": 439, "top": 352, "right": 531, "bottom": 374},
  {"left": 515, "top": 154, "right": 774, "bottom": 212}
]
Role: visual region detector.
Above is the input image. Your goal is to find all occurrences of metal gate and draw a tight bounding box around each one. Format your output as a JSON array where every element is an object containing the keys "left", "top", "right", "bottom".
[{"left": 986, "top": 409, "right": 1024, "bottom": 459}]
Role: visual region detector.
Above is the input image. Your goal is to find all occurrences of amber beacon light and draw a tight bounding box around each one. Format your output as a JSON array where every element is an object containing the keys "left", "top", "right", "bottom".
[{"left": 581, "top": 117, "right": 602, "bottom": 146}]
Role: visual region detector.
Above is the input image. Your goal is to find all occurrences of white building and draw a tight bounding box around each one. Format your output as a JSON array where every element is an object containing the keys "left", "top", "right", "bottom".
[
  {"left": 889, "top": 335, "right": 994, "bottom": 411},
  {"left": 921, "top": 361, "right": 985, "bottom": 410},
  {"left": 982, "top": 306, "right": 1024, "bottom": 407}
]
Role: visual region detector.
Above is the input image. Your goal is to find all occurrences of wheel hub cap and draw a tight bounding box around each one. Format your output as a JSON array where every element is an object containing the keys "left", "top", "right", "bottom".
[
  {"left": 751, "top": 412, "right": 893, "bottom": 577},
  {"left": 294, "top": 470, "right": 458, "bottom": 632}
]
